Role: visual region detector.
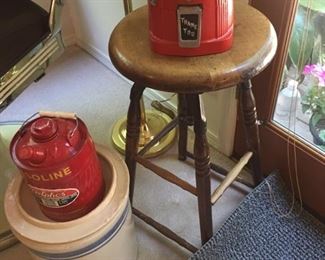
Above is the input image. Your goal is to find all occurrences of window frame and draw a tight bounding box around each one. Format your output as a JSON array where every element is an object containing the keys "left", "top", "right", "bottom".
[{"left": 234, "top": 0, "right": 325, "bottom": 220}]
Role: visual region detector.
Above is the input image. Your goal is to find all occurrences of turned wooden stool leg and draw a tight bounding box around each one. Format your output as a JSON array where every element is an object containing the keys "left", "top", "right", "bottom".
[
  {"left": 190, "top": 94, "right": 213, "bottom": 245},
  {"left": 125, "top": 83, "right": 145, "bottom": 204},
  {"left": 238, "top": 80, "right": 263, "bottom": 185},
  {"left": 178, "top": 94, "right": 188, "bottom": 161}
]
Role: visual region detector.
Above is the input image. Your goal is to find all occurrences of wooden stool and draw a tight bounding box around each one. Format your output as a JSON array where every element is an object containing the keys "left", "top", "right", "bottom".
[{"left": 109, "top": 0, "right": 277, "bottom": 251}]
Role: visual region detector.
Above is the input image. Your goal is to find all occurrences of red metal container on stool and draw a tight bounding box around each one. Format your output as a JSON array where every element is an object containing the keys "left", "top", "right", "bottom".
[
  {"left": 10, "top": 112, "right": 105, "bottom": 222},
  {"left": 148, "top": 0, "right": 234, "bottom": 56}
]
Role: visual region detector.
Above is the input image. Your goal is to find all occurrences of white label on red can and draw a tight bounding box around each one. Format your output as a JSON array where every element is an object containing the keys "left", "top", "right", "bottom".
[{"left": 28, "top": 185, "right": 79, "bottom": 208}]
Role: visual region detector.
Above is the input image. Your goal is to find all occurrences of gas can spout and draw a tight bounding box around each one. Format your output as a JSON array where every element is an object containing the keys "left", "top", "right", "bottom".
[{"left": 17, "top": 146, "right": 46, "bottom": 164}]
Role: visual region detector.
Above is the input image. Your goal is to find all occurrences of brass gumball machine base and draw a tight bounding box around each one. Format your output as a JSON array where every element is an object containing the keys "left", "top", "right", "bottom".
[{"left": 112, "top": 109, "right": 176, "bottom": 158}]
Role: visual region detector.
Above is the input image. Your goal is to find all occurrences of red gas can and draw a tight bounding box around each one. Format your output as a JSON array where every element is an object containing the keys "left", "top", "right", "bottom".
[
  {"left": 10, "top": 112, "right": 105, "bottom": 222},
  {"left": 148, "top": 0, "right": 234, "bottom": 56}
]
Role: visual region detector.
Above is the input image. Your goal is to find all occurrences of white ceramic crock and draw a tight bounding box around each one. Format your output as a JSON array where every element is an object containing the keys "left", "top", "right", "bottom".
[{"left": 4, "top": 144, "right": 138, "bottom": 260}]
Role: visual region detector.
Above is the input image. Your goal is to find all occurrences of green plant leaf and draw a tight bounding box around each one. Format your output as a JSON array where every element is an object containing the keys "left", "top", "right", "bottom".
[
  {"left": 302, "top": 103, "right": 309, "bottom": 114},
  {"left": 321, "top": 105, "right": 325, "bottom": 115},
  {"left": 319, "top": 130, "right": 325, "bottom": 142},
  {"left": 311, "top": 112, "right": 323, "bottom": 126}
]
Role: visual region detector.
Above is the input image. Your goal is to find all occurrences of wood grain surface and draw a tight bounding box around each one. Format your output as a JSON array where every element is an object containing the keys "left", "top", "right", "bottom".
[{"left": 109, "top": 0, "right": 277, "bottom": 93}]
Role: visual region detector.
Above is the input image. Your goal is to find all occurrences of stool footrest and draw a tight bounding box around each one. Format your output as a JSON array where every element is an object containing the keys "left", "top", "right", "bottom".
[
  {"left": 135, "top": 155, "right": 197, "bottom": 196},
  {"left": 211, "top": 152, "right": 253, "bottom": 204},
  {"left": 132, "top": 207, "right": 198, "bottom": 253}
]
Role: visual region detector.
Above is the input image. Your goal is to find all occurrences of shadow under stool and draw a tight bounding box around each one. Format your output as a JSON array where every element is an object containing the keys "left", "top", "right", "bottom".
[{"left": 109, "top": 0, "right": 277, "bottom": 252}]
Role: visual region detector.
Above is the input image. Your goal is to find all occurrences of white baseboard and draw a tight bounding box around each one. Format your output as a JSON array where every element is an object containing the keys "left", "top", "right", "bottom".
[
  {"left": 75, "top": 39, "right": 224, "bottom": 153},
  {"left": 76, "top": 39, "right": 110, "bottom": 67}
]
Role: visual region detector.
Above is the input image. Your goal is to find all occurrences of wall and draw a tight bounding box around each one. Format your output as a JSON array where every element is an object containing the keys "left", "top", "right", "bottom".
[
  {"left": 33, "top": 0, "right": 76, "bottom": 46},
  {"left": 61, "top": 1, "right": 77, "bottom": 46},
  {"left": 63, "top": 0, "right": 239, "bottom": 156},
  {"left": 66, "top": 0, "right": 146, "bottom": 67}
]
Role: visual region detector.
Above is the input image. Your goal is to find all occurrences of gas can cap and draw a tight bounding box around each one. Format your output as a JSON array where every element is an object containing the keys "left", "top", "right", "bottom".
[{"left": 31, "top": 118, "right": 58, "bottom": 142}]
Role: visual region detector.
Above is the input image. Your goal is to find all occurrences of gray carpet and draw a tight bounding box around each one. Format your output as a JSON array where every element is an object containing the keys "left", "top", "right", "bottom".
[{"left": 191, "top": 173, "right": 325, "bottom": 260}]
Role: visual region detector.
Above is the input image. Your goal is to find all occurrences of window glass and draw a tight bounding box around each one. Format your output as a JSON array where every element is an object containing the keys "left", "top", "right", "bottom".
[{"left": 273, "top": 0, "right": 325, "bottom": 153}]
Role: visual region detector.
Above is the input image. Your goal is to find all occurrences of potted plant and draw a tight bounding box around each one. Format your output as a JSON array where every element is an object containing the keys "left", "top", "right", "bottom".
[{"left": 301, "top": 64, "right": 325, "bottom": 145}]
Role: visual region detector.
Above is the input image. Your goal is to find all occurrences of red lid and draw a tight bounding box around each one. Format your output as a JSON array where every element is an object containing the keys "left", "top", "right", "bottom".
[{"left": 11, "top": 117, "right": 84, "bottom": 168}]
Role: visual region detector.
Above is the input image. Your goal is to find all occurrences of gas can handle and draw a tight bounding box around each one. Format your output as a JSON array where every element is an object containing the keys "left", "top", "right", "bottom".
[
  {"left": 39, "top": 111, "right": 76, "bottom": 119},
  {"left": 19, "top": 111, "right": 78, "bottom": 136}
]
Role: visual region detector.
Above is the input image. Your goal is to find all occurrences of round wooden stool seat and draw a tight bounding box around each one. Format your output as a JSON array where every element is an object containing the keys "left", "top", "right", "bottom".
[{"left": 109, "top": 1, "right": 277, "bottom": 93}]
